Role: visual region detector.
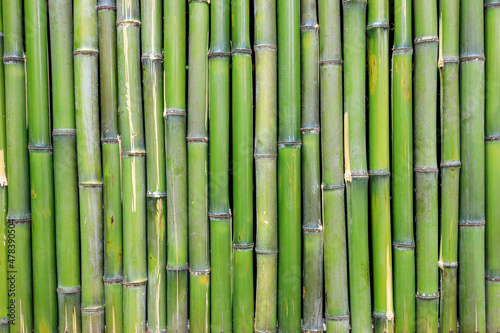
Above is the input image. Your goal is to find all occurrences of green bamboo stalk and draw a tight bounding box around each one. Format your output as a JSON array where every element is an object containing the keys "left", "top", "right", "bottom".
[
  {"left": 98, "top": 0, "right": 123, "bottom": 331},
  {"left": 277, "top": 0, "right": 301, "bottom": 330},
  {"left": 391, "top": 0, "right": 414, "bottom": 331},
  {"left": 231, "top": 0, "right": 254, "bottom": 328},
  {"left": 164, "top": 0, "right": 188, "bottom": 330},
  {"left": 74, "top": 0, "right": 104, "bottom": 327},
  {"left": 367, "top": 0, "right": 393, "bottom": 331},
  {"left": 459, "top": 0, "right": 486, "bottom": 331},
  {"left": 25, "top": 0, "right": 58, "bottom": 329},
  {"left": 2, "top": 0, "right": 32, "bottom": 329},
  {"left": 116, "top": 0, "right": 147, "bottom": 329},
  {"left": 141, "top": 0, "right": 166, "bottom": 330},
  {"left": 318, "top": 0, "right": 349, "bottom": 331},
  {"left": 413, "top": 0, "right": 439, "bottom": 331},
  {"left": 343, "top": 0, "right": 371, "bottom": 331},
  {"left": 187, "top": 1, "right": 210, "bottom": 331},
  {"left": 253, "top": 0, "right": 278, "bottom": 330},
  {"left": 438, "top": 0, "right": 460, "bottom": 331},
  {"left": 300, "top": 0, "right": 322, "bottom": 330},
  {"left": 485, "top": 1, "right": 500, "bottom": 332},
  {"left": 49, "top": 0, "right": 82, "bottom": 329}
]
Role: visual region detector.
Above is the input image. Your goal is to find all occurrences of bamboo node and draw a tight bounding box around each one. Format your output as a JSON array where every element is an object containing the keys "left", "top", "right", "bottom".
[
  {"left": 78, "top": 182, "right": 103, "bottom": 188},
  {"left": 485, "top": 136, "right": 500, "bottom": 142},
  {"left": 28, "top": 145, "right": 53, "bottom": 153},
  {"left": 121, "top": 151, "right": 146, "bottom": 157},
  {"left": 0, "top": 318, "right": 10, "bottom": 324},
  {"left": 350, "top": 171, "right": 369, "bottom": 179},
  {"left": 73, "top": 49, "right": 99, "bottom": 57},
  {"left": 301, "top": 327, "right": 323, "bottom": 332},
  {"left": 103, "top": 277, "right": 123, "bottom": 284},
  {"left": 485, "top": 275, "right": 500, "bottom": 282},
  {"left": 459, "top": 55, "right": 485, "bottom": 63},
  {"left": 366, "top": 22, "right": 390, "bottom": 30},
  {"left": 188, "top": 0, "right": 210, "bottom": 4},
  {"left": 277, "top": 142, "right": 301, "bottom": 149},
  {"left": 459, "top": 220, "right": 485, "bottom": 227},
  {"left": 56, "top": 286, "right": 81, "bottom": 293},
  {"left": 53, "top": 128, "right": 77, "bottom": 136},
  {"left": 414, "top": 36, "right": 439, "bottom": 44},
  {"left": 233, "top": 243, "right": 254, "bottom": 250},
  {"left": 141, "top": 53, "right": 163, "bottom": 61},
  {"left": 440, "top": 160, "right": 461, "bottom": 168},
  {"left": 414, "top": 166, "right": 439, "bottom": 173},
  {"left": 301, "top": 127, "right": 320, "bottom": 134},
  {"left": 123, "top": 280, "right": 147, "bottom": 287},
  {"left": 325, "top": 314, "right": 350, "bottom": 321},
  {"left": 116, "top": 20, "right": 141, "bottom": 28},
  {"left": 440, "top": 261, "right": 458, "bottom": 268},
  {"left": 208, "top": 51, "right": 231, "bottom": 59},
  {"left": 302, "top": 226, "right": 323, "bottom": 234},
  {"left": 101, "top": 137, "right": 120, "bottom": 144},
  {"left": 164, "top": 108, "right": 186, "bottom": 117},
  {"left": 231, "top": 48, "right": 252, "bottom": 55},
  {"left": 189, "top": 268, "right": 211, "bottom": 275},
  {"left": 300, "top": 24, "right": 319, "bottom": 31},
  {"left": 322, "top": 184, "right": 345, "bottom": 191},
  {"left": 81, "top": 306, "right": 105, "bottom": 314},
  {"left": 186, "top": 137, "right": 208, "bottom": 143},
  {"left": 415, "top": 292, "right": 439, "bottom": 299},
  {"left": 392, "top": 241, "right": 415, "bottom": 249},
  {"left": 146, "top": 327, "right": 167, "bottom": 333},
  {"left": 255, "top": 248, "right": 278, "bottom": 255},
  {"left": 441, "top": 57, "right": 459, "bottom": 64},
  {"left": 6, "top": 217, "right": 31, "bottom": 225},
  {"left": 147, "top": 191, "right": 167, "bottom": 198},
  {"left": 254, "top": 44, "right": 277, "bottom": 52},
  {"left": 166, "top": 264, "right": 189, "bottom": 271},
  {"left": 97, "top": 4, "right": 116, "bottom": 11},
  {"left": 2, "top": 56, "right": 24, "bottom": 64},
  {"left": 319, "top": 59, "right": 343, "bottom": 66},
  {"left": 209, "top": 212, "right": 232, "bottom": 220},
  {"left": 372, "top": 311, "right": 393, "bottom": 319},
  {"left": 369, "top": 169, "right": 390, "bottom": 177},
  {"left": 485, "top": 2, "right": 500, "bottom": 9},
  {"left": 254, "top": 153, "right": 277, "bottom": 159},
  {"left": 392, "top": 47, "right": 413, "bottom": 55}
]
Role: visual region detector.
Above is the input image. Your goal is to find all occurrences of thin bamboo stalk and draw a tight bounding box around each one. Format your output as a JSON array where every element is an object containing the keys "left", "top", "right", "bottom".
[
  {"left": 413, "top": 0, "right": 439, "bottom": 330},
  {"left": 231, "top": 0, "right": 254, "bottom": 328},
  {"left": 253, "top": 0, "right": 278, "bottom": 330},
  {"left": 485, "top": 1, "right": 500, "bottom": 331},
  {"left": 74, "top": 0, "right": 104, "bottom": 327},
  {"left": 164, "top": 0, "right": 188, "bottom": 330},
  {"left": 392, "top": 0, "right": 415, "bottom": 332},
  {"left": 343, "top": 0, "right": 371, "bottom": 331},
  {"left": 50, "top": 0, "right": 82, "bottom": 329},
  {"left": 300, "top": 0, "right": 322, "bottom": 330},
  {"left": 459, "top": 0, "right": 486, "bottom": 331},
  {"left": 438, "top": 0, "right": 460, "bottom": 331},
  {"left": 98, "top": 0, "right": 123, "bottom": 331},
  {"left": 318, "top": 0, "right": 349, "bottom": 331},
  {"left": 187, "top": 1, "right": 210, "bottom": 331}
]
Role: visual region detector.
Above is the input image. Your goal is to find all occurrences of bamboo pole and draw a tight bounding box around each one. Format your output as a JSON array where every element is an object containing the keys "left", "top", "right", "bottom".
[
  {"left": 141, "top": 0, "right": 167, "bottom": 330},
  {"left": 209, "top": 0, "right": 232, "bottom": 329},
  {"left": 459, "top": 0, "right": 486, "bottom": 331},
  {"left": 187, "top": 0, "right": 210, "bottom": 331},
  {"left": 318, "top": 0, "right": 349, "bottom": 331},
  {"left": 413, "top": 0, "right": 439, "bottom": 331},
  {"left": 343, "top": 0, "right": 371, "bottom": 331},
  {"left": 485, "top": 1, "right": 500, "bottom": 331},
  {"left": 164, "top": 0, "right": 188, "bottom": 330},
  {"left": 98, "top": 0, "right": 123, "bottom": 331},
  {"left": 391, "top": 0, "right": 415, "bottom": 331},
  {"left": 300, "top": 0, "right": 322, "bottom": 330},
  {"left": 49, "top": 0, "right": 82, "bottom": 329},
  {"left": 74, "top": 0, "right": 104, "bottom": 328},
  {"left": 438, "top": 0, "right": 460, "bottom": 331},
  {"left": 253, "top": 0, "right": 278, "bottom": 330},
  {"left": 277, "top": 0, "right": 301, "bottom": 330}
]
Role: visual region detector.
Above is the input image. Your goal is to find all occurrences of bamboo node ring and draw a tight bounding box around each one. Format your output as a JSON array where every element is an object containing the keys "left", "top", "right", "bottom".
[
  {"left": 141, "top": 53, "right": 163, "bottom": 61},
  {"left": 319, "top": 59, "right": 343, "bottom": 66},
  {"left": 97, "top": 5, "right": 116, "bottom": 11},
  {"left": 301, "top": 127, "right": 320, "bottom": 134},
  {"left": 302, "top": 226, "right": 323, "bottom": 234},
  {"left": 78, "top": 182, "right": 103, "bottom": 188},
  {"left": 254, "top": 153, "right": 277, "bottom": 159},
  {"left": 485, "top": 2, "right": 500, "bottom": 8},
  {"left": 325, "top": 314, "right": 350, "bottom": 321},
  {"left": 28, "top": 145, "right": 53, "bottom": 153},
  {"left": 300, "top": 24, "right": 319, "bottom": 31},
  {"left": 366, "top": 22, "right": 389, "bottom": 30},
  {"left": 392, "top": 241, "right": 415, "bottom": 249},
  {"left": 101, "top": 137, "right": 120, "bottom": 144},
  {"left": 322, "top": 184, "right": 345, "bottom": 191},
  {"left": 440, "top": 160, "right": 461, "bottom": 168},
  {"left": 392, "top": 47, "right": 413, "bottom": 55},
  {"left": 485, "top": 136, "right": 500, "bottom": 142},
  {"left": 414, "top": 35, "right": 439, "bottom": 44},
  {"left": 485, "top": 275, "right": 500, "bottom": 282},
  {"left": 278, "top": 142, "right": 301, "bottom": 149},
  {"left": 81, "top": 306, "right": 105, "bottom": 313},
  {"left": 254, "top": 44, "right": 277, "bottom": 51},
  {"left": 459, "top": 220, "right": 485, "bottom": 227},
  {"left": 186, "top": 137, "right": 208, "bottom": 143},
  {"left": 166, "top": 264, "right": 189, "bottom": 271},
  {"left": 123, "top": 280, "right": 148, "bottom": 287},
  {"left": 3, "top": 56, "right": 24, "bottom": 64},
  {"left": 146, "top": 191, "right": 167, "bottom": 198},
  {"left": 460, "top": 55, "right": 485, "bottom": 63},
  {"left": 189, "top": 268, "right": 211, "bottom": 275},
  {"left": 209, "top": 212, "right": 232, "bottom": 220},
  {"left": 255, "top": 248, "right": 278, "bottom": 255},
  {"left": 73, "top": 49, "right": 99, "bottom": 57},
  {"left": 415, "top": 292, "right": 439, "bottom": 299},
  {"left": 164, "top": 108, "right": 186, "bottom": 117},
  {"left": 103, "top": 277, "right": 123, "bottom": 284},
  {"left": 116, "top": 20, "right": 141, "bottom": 28},
  {"left": 231, "top": 48, "right": 252, "bottom": 55},
  {"left": 6, "top": 217, "right": 31, "bottom": 225},
  {"left": 233, "top": 243, "right": 254, "bottom": 250},
  {"left": 57, "top": 286, "right": 81, "bottom": 293},
  {"left": 53, "top": 128, "right": 77, "bottom": 136}
]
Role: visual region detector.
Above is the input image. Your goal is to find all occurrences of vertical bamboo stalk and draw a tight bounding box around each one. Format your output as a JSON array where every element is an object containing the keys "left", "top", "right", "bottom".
[
  {"left": 392, "top": 0, "right": 415, "bottom": 331},
  {"left": 187, "top": 0, "right": 210, "bottom": 331},
  {"left": 413, "top": 0, "right": 439, "bottom": 331},
  {"left": 300, "top": 0, "right": 322, "bottom": 330},
  {"left": 253, "top": 0, "right": 278, "bottom": 330},
  {"left": 438, "top": 0, "right": 460, "bottom": 332},
  {"left": 164, "top": 0, "right": 188, "bottom": 330},
  {"left": 459, "top": 0, "right": 486, "bottom": 331},
  {"left": 98, "top": 0, "right": 123, "bottom": 331},
  {"left": 343, "top": 0, "right": 371, "bottom": 331},
  {"left": 318, "top": 0, "right": 349, "bottom": 331},
  {"left": 50, "top": 0, "right": 82, "bottom": 328},
  {"left": 74, "top": 0, "right": 104, "bottom": 328},
  {"left": 485, "top": 1, "right": 500, "bottom": 332}
]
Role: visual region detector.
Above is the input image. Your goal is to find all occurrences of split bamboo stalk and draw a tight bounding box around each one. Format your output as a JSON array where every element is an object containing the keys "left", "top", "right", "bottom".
[
  {"left": 277, "top": 0, "right": 302, "bottom": 329},
  {"left": 485, "top": 1, "right": 500, "bottom": 331},
  {"left": 459, "top": 0, "right": 486, "bottom": 331},
  {"left": 318, "top": 0, "right": 349, "bottom": 330},
  {"left": 391, "top": 0, "right": 415, "bottom": 331},
  {"left": 49, "top": 0, "right": 82, "bottom": 328},
  {"left": 209, "top": 0, "right": 232, "bottom": 329},
  {"left": 438, "top": 0, "right": 460, "bottom": 331},
  {"left": 413, "top": 0, "right": 439, "bottom": 330},
  {"left": 253, "top": 0, "right": 278, "bottom": 330},
  {"left": 98, "top": 0, "right": 123, "bottom": 331},
  {"left": 300, "top": 0, "right": 322, "bottom": 330},
  {"left": 141, "top": 0, "right": 167, "bottom": 329},
  {"left": 187, "top": 0, "right": 210, "bottom": 331},
  {"left": 164, "top": 0, "right": 188, "bottom": 330},
  {"left": 343, "top": 0, "right": 371, "bottom": 331},
  {"left": 74, "top": 0, "right": 104, "bottom": 327}
]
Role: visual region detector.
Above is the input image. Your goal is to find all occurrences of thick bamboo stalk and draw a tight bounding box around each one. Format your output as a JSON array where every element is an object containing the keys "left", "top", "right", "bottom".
[
  {"left": 141, "top": 0, "right": 166, "bottom": 330},
  {"left": 187, "top": 1, "right": 210, "bottom": 331},
  {"left": 231, "top": 0, "right": 254, "bottom": 329},
  {"left": 485, "top": 1, "right": 500, "bottom": 331},
  {"left": 253, "top": 0, "right": 278, "bottom": 330},
  {"left": 318, "top": 0, "right": 349, "bottom": 331},
  {"left": 459, "top": 0, "right": 486, "bottom": 331},
  {"left": 98, "top": 0, "right": 123, "bottom": 331},
  {"left": 438, "top": 0, "right": 460, "bottom": 332},
  {"left": 74, "top": 0, "right": 104, "bottom": 328},
  {"left": 277, "top": 0, "right": 301, "bottom": 330},
  {"left": 343, "top": 0, "right": 371, "bottom": 331},
  {"left": 50, "top": 0, "right": 82, "bottom": 329},
  {"left": 300, "top": 0, "right": 322, "bottom": 330},
  {"left": 413, "top": 0, "right": 439, "bottom": 331},
  {"left": 164, "top": 0, "right": 188, "bottom": 330}
]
